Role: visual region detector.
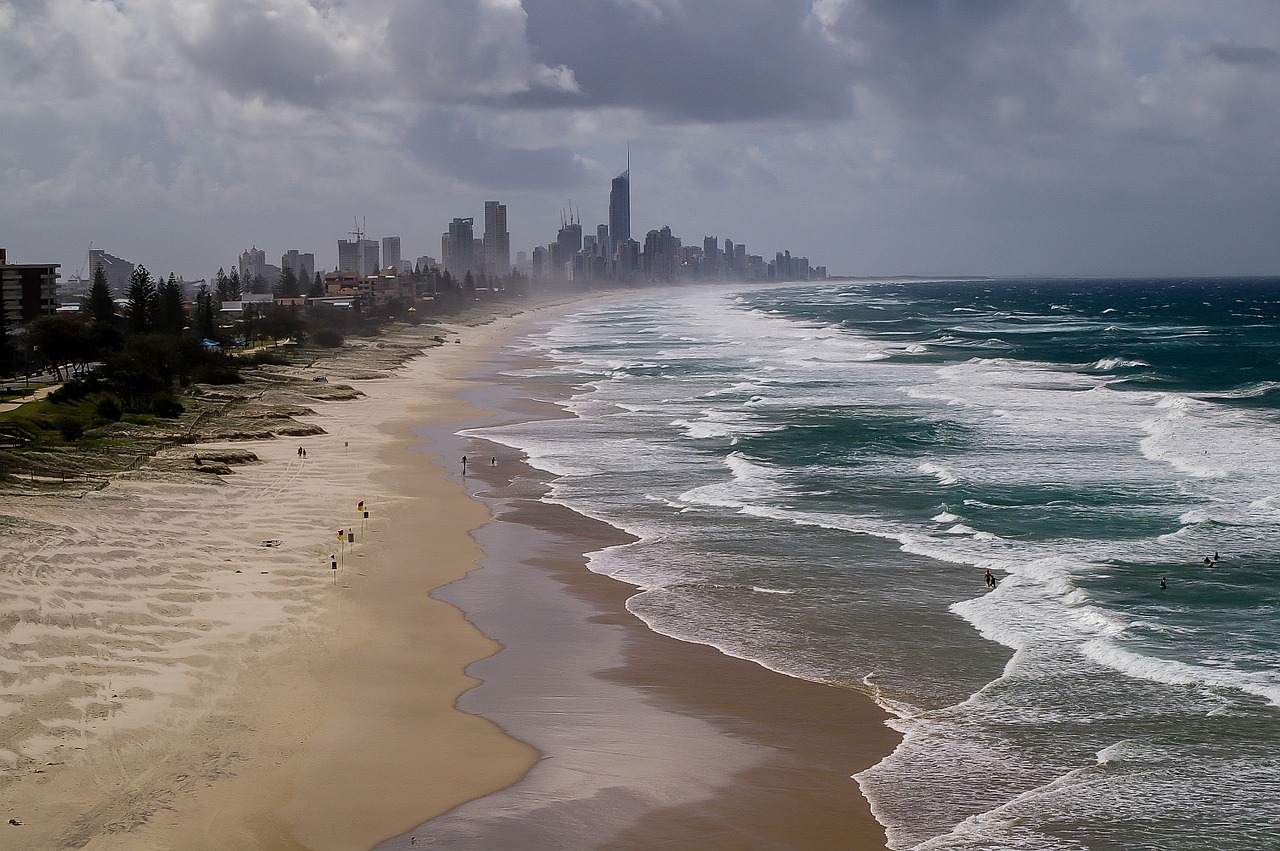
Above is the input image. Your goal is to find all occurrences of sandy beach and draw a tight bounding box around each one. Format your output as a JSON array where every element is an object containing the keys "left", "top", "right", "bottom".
[{"left": 1, "top": 301, "right": 897, "bottom": 849}]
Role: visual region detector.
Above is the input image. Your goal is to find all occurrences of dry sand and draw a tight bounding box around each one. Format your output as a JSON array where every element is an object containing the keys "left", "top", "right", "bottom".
[
  {"left": 2, "top": 299, "right": 898, "bottom": 850},
  {"left": 0, "top": 314, "right": 543, "bottom": 850}
]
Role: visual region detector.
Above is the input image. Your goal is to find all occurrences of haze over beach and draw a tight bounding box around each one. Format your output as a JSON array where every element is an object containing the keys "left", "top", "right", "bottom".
[{"left": 4, "top": 2, "right": 1280, "bottom": 279}]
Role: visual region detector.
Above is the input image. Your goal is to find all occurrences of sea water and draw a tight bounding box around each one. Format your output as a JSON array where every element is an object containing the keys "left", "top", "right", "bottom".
[{"left": 469, "top": 279, "right": 1280, "bottom": 850}]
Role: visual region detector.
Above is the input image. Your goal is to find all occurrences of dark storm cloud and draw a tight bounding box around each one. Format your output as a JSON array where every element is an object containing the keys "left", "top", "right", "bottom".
[
  {"left": 1194, "top": 38, "right": 1280, "bottom": 69},
  {"left": 404, "top": 110, "right": 593, "bottom": 191},
  {"left": 823, "top": 0, "right": 1096, "bottom": 130},
  {"left": 515, "top": 0, "right": 855, "bottom": 122}
]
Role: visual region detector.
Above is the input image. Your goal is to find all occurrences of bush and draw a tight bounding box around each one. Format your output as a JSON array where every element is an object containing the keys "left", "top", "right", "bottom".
[
  {"left": 96, "top": 395, "right": 123, "bottom": 421},
  {"left": 191, "top": 361, "right": 243, "bottom": 385},
  {"left": 48, "top": 378, "right": 95, "bottom": 404},
  {"left": 312, "top": 328, "right": 344, "bottom": 348},
  {"left": 55, "top": 416, "right": 85, "bottom": 442},
  {"left": 154, "top": 398, "right": 184, "bottom": 419},
  {"left": 249, "top": 349, "right": 290, "bottom": 366}
]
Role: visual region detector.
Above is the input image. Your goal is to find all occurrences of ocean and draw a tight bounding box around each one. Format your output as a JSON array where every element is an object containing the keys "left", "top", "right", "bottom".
[{"left": 468, "top": 278, "right": 1280, "bottom": 850}]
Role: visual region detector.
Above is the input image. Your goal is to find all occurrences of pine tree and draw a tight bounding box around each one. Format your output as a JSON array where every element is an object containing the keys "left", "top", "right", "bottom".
[
  {"left": 195, "top": 283, "right": 217, "bottom": 340},
  {"left": 158, "top": 274, "right": 185, "bottom": 335},
  {"left": 125, "top": 265, "right": 158, "bottom": 335},
  {"left": 84, "top": 263, "right": 117, "bottom": 323},
  {"left": 276, "top": 265, "right": 300, "bottom": 297}
]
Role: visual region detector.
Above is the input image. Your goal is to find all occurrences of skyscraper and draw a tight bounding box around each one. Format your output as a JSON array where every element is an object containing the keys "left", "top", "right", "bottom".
[
  {"left": 556, "top": 211, "right": 582, "bottom": 279},
  {"left": 382, "top": 236, "right": 401, "bottom": 272},
  {"left": 442, "top": 217, "right": 476, "bottom": 278},
  {"left": 282, "top": 249, "right": 314, "bottom": 282},
  {"left": 483, "top": 201, "right": 510, "bottom": 277},
  {"left": 609, "top": 168, "right": 630, "bottom": 259}
]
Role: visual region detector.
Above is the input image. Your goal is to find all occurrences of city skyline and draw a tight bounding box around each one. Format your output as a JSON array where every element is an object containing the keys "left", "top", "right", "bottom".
[{"left": 4, "top": 3, "right": 1280, "bottom": 281}]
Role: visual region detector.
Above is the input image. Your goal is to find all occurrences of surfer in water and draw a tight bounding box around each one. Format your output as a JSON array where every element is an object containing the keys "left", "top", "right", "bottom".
[
  {"left": 984, "top": 569, "right": 997, "bottom": 589},
  {"left": 1160, "top": 576, "right": 1167, "bottom": 589}
]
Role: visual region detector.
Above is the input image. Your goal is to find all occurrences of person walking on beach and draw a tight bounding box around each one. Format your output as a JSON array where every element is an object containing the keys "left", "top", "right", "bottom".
[{"left": 461, "top": 454, "right": 468, "bottom": 474}]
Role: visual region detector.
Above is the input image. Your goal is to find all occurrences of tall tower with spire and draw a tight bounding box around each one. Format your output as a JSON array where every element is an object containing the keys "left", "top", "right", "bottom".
[{"left": 609, "top": 153, "right": 631, "bottom": 258}]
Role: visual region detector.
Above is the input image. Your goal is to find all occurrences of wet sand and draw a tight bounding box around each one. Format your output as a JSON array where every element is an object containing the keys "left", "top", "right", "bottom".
[{"left": 377, "top": 339, "right": 899, "bottom": 849}]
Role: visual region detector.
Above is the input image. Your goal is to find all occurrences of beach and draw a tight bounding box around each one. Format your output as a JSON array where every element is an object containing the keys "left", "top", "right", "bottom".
[{"left": 1, "top": 300, "right": 897, "bottom": 850}]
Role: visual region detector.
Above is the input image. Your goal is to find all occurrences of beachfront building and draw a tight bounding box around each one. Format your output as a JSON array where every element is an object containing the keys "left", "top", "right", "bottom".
[
  {"left": 0, "top": 248, "right": 60, "bottom": 332},
  {"left": 442, "top": 217, "right": 477, "bottom": 279},
  {"left": 641, "top": 226, "right": 679, "bottom": 281},
  {"left": 483, "top": 201, "right": 510, "bottom": 279},
  {"left": 87, "top": 248, "right": 134, "bottom": 296}
]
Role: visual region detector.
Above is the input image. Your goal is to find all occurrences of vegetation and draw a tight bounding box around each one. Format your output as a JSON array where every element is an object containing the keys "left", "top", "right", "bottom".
[{"left": 1, "top": 259, "right": 530, "bottom": 475}]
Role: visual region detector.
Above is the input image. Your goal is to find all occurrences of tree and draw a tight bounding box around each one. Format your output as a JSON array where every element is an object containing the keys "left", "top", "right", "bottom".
[
  {"left": 275, "top": 265, "right": 300, "bottom": 298},
  {"left": 125, "top": 264, "right": 158, "bottom": 335},
  {"left": 226, "top": 268, "right": 243, "bottom": 301},
  {"left": 259, "top": 303, "right": 304, "bottom": 344},
  {"left": 24, "top": 316, "right": 96, "bottom": 379},
  {"left": 308, "top": 271, "right": 324, "bottom": 298},
  {"left": 84, "top": 263, "right": 117, "bottom": 323},
  {"left": 216, "top": 267, "right": 240, "bottom": 301},
  {"left": 194, "top": 282, "right": 217, "bottom": 341},
  {"left": 157, "top": 274, "right": 185, "bottom": 335}
]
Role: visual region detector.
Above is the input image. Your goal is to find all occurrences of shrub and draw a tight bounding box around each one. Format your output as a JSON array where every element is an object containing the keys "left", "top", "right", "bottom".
[
  {"left": 96, "top": 395, "right": 123, "bottom": 421},
  {"left": 312, "top": 328, "right": 344, "bottom": 348},
  {"left": 55, "top": 416, "right": 85, "bottom": 442},
  {"left": 154, "top": 398, "right": 184, "bottom": 419}
]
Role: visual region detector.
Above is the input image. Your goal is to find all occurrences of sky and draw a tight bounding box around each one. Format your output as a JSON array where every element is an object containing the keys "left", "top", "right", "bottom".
[{"left": 3, "top": 0, "right": 1280, "bottom": 282}]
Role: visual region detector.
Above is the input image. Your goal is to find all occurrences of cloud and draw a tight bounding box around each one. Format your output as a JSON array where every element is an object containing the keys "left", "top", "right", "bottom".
[
  {"left": 516, "top": 0, "right": 856, "bottom": 121},
  {"left": 4, "top": 0, "right": 1280, "bottom": 280}
]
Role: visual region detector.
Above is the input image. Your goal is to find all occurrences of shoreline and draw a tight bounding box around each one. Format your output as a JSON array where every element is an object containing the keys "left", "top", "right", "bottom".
[
  {"left": 1, "top": 297, "right": 900, "bottom": 849},
  {"left": 383, "top": 330, "right": 899, "bottom": 848}
]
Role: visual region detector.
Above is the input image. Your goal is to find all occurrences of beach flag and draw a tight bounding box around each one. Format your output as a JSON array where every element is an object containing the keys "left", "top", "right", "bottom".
[
  {"left": 357, "top": 500, "right": 364, "bottom": 511},
  {"left": 337, "top": 528, "right": 344, "bottom": 541}
]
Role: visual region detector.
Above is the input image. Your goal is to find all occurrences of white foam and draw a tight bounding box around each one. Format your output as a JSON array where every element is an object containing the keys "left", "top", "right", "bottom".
[{"left": 1082, "top": 639, "right": 1280, "bottom": 707}]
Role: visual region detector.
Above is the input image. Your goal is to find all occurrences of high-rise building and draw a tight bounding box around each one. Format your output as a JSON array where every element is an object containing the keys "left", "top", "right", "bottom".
[
  {"left": 642, "top": 226, "right": 679, "bottom": 281},
  {"left": 87, "top": 248, "right": 134, "bottom": 296},
  {"left": 282, "top": 250, "right": 314, "bottom": 282},
  {"left": 382, "top": 237, "right": 401, "bottom": 273},
  {"left": 609, "top": 169, "right": 630, "bottom": 258},
  {"left": 483, "top": 201, "right": 510, "bottom": 278},
  {"left": 0, "top": 247, "right": 59, "bottom": 332},
  {"left": 556, "top": 212, "right": 582, "bottom": 277},
  {"left": 337, "top": 238, "right": 379, "bottom": 276},
  {"left": 338, "top": 240, "right": 359, "bottom": 274},
  {"left": 239, "top": 246, "right": 267, "bottom": 286},
  {"left": 442, "top": 218, "right": 476, "bottom": 278},
  {"left": 703, "top": 236, "right": 720, "bottom": 278},
  {"left": 532, "top": 246, "right": 546, "bottom": 279},
  {"left": 359, "top": 240, "right": 379, "bottom": 276}
]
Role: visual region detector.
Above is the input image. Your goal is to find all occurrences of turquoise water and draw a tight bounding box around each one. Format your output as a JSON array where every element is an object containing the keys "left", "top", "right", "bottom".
[{"left": 472, "top": 279, "right": 1280, "bottom": 850}]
